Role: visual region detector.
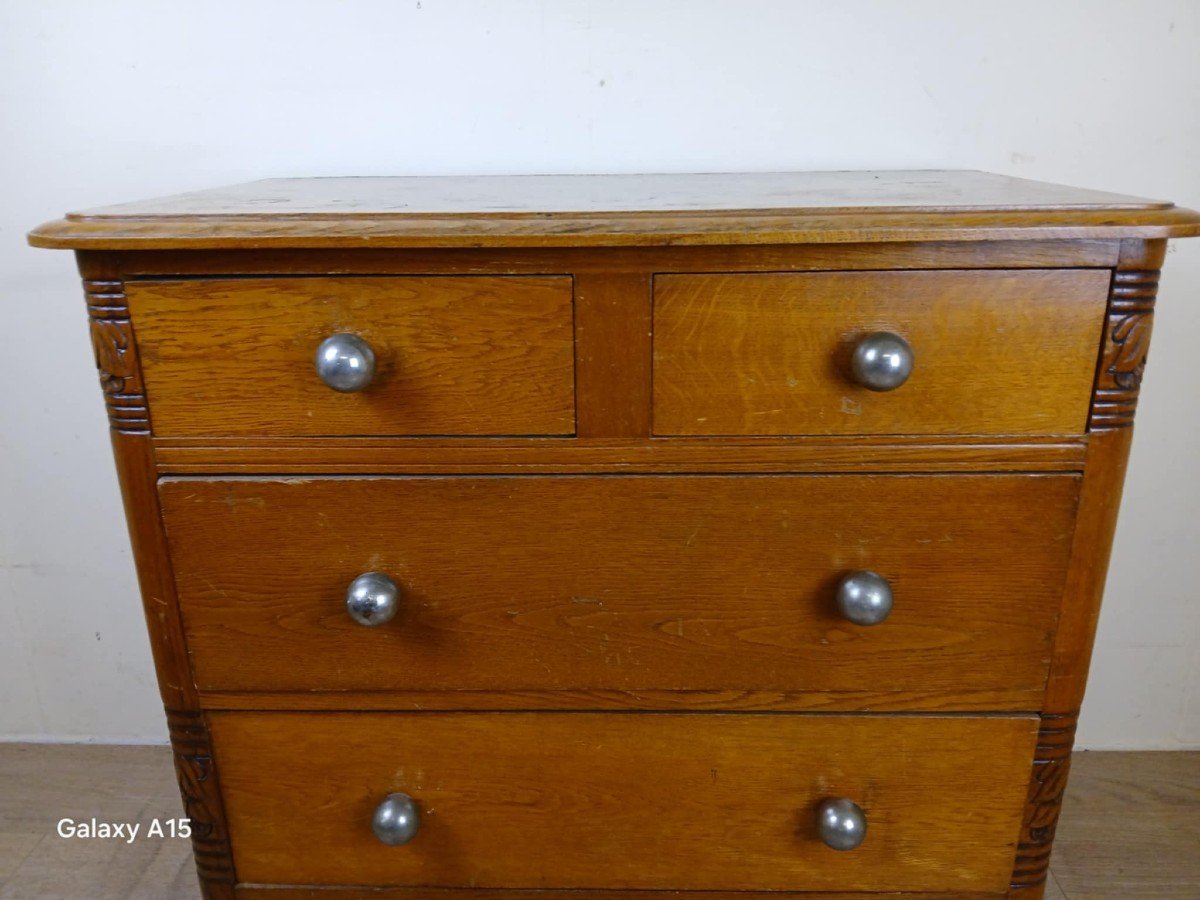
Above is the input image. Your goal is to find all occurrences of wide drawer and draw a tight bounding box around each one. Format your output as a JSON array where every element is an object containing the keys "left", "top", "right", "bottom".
[
  {"left": 652, "top": 269, "right": 1109, "bottom": 436},
  {"left": 161, "top": 474, "right": 1079, "bottom": 705},
  {"left": 210, "top": 711, "right": 1036, "bottom": 891},
  {"left": 125, "top": 276, "right": 575, "bottom": 436}
]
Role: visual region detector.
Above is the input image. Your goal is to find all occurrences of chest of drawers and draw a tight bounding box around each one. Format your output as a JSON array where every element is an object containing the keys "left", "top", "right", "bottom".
[{"left": 30, "top": 171, "right": 1200, "bottom": 899}]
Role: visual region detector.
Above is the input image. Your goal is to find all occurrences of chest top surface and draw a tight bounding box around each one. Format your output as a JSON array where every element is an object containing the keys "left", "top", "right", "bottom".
[{"left": 28, "top": 169, "right": 1200, "bottom": 250}]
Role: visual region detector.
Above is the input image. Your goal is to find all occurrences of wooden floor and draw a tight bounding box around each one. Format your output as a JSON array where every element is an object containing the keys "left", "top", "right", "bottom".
[{"left": 0, "top": 745, "right": 1195, "bottom": 898}]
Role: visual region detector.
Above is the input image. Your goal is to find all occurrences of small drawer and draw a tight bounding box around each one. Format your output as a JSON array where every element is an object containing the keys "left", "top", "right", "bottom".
[
  {"left": 652, "top": 269, "right": 1109, "bottom": 436},
  {"left": 126, "top": 276, "right": 575, "bottom": 436},
  {"left": 161, "top": 473, "right": 1078, "bottom": 706},
  {"left": 210, "top": 711, "right": 1036, "bottom": 892}
]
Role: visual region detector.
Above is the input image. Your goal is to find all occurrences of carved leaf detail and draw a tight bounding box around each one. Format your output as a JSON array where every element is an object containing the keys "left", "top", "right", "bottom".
[
  {"left": 82, "top": 280, "right": 150, "bottom": 433},
  {"left": 90, "top": 318, "right": 136, "bottom": 394},
  {"left": 1107, "top": 312, "right": 1151, "bottom": 390},
  {"left": 1011, "top": 713, "right": 1077, "bottom": 891},
  {"left": 166, "top": 710, "right": 235, "bottom": 885},
  {"left": 1090, "top": 268, "right": 1159, "bottom": 430}
]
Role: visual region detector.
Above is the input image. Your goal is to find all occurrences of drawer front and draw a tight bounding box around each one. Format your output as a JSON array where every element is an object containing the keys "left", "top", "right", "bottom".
[
  {"left": 126, "top": 276, "right": 575, "bottom": 436},
  {"left": 653, "top": 269, "right": 1109, "bottom": 436},
  {"left": 161, "top": 474, "right": 1078, "bottom": 703},
  {"left": 210, "top": 711, "right": 1036, "bottom": 891}
]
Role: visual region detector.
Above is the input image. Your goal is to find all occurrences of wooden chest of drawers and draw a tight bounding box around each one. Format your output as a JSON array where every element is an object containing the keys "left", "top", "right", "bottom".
[{"left": 30, "top": 171, "right": 1200, "bottom": 899}]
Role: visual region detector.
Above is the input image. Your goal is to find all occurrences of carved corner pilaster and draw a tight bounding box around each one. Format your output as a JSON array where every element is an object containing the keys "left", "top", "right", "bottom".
[
  {"left": 1089, "top": 268, "right": 1160, "bottom": 430},
  {"left": 83, "top": 278, "right": 150, "bottom": 434},
  {"left": 166, "top": 709, "right": 236, "bottom": 895},
  {"left": 1010, "top": 712, "right": 1078, "bottom": 894}
]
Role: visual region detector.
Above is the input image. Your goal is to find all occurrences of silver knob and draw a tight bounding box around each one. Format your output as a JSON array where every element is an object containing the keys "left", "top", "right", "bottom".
[
  {"left": 850, "top": 332, "right": 913, "bottom": 391},
  {"left": 372, "top": 792, "right": 420, "bottom": 845},
  {"left": 835, "top": 570, "right": 893, "bottom": 626},
  {"left": 817, "top": 797, "right": 867, "bottom": 851},
  {"left": 315, "top": 333, "right": 376, "bottom": 392},
  {"left": 346, "top": 572, "right": 399, "bottom": 627}
]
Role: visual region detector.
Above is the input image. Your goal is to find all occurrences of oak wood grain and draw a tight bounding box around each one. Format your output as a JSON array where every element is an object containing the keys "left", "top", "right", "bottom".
[
  {"left": 234, "top": 890, "right": 996, "bottom": 899},
  {"left": 653, "top": 269, "right": 1109, "bottom": 436},
  {"left": 50, "top": 171, "right": 1186, "bottom": 217},
  {"left": 573, "top": 271, "right": 651, "bottom": 438},
  {"left": 195, "top": 685, "right": 1046, "bottom": 713},
  {"left": 1045, "top": 243, "right": 1164, "bottom": 714},
  {"left": 32, "top": 207, "right": 1200, "bottom": 249},
  {"left": 73, "top": 260, "right": 194, "bottom": 709},
  {"left": 125, "top": 276, "right": 575, "bottom": 437},
  {"left": 7, "top": 745, "right": 1194, "bottom": 899},
  {"left": 209, "top": 712, "right": 1037, "bottom": 892},
  {"left": 1004, "top": 243, "right": 1169, "bottom": 899},
  {"left": 92, "top": 239, "right": 1123, "bottom": 279},
  {"left": 28, "top": 171, "right": 1200, "bottom": 249},
  {"left": 1046, "top": 430, "right": 1133, "bottom": 717},
  {"left": 33, "top": 175, "right": 1200, "bottom": 898},
  {"left": 74, "top": 257, "right": 237, "bottom": 900},
  {"left": 151, "top": 434, "right": 1088, "bottom": 475},
  {"left": 160, "top": 474, "right": 1078, "bottom": 702}
]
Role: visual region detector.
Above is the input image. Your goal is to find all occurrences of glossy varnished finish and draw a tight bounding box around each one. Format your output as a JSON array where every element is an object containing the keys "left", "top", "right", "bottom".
[
  {"left": 210, "top": 712, "right": 1037, "bottom": 892},
  {"left": 125, "top": 276, "right": 575, "bottom": 437},
  {"left": 653, "top": 269, "right": 1109, "bottom": 436},
  {"left": 30, "top": 175, "right": 1200, "bottom": 899},
  {"left": 159, "top": 474, "right": 1077, "bottom": 703}
]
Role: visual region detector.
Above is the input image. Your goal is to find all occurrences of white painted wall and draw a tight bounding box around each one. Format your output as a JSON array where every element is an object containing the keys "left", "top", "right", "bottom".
[{"left": 1, "top": 0, "right": 1197, "bottom": 749}]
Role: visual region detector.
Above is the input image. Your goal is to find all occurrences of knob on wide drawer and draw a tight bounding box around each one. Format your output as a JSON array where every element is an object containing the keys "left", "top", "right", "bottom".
[
  {"left": 372, "top": 793, "right": 420, "bottom": 845},
  {"left": 816, "top": 797, "right": 867, "bottom": 850},
  {"left": 835, "top": 570, "right": 894, "bottom": 625},
  {"left": 315, "top": 333, "right": 377, "bottom": 392},
  {"left": 346, "top": 572, "right": 400, "bottom": 627},
  {"left": 850, "top": 331, "right": 913, "bottom": 391}
]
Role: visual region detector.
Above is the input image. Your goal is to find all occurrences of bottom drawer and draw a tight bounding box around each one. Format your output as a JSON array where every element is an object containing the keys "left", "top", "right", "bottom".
[{"left": 210, "top": 712, "right": 1036, "bottom": 893}]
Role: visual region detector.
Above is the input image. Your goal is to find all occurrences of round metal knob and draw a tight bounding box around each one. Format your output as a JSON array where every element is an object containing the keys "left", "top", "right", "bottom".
[
  {"left": 835, "top": 570, "right": 893, "bottom": 626},
  {"left": 315, "top": 333, "right": 376, "bottom": 392},
  {"left": 850, "top": 332, "right": 913, "bottom": 391},
  {"left": 817, "top": 797, "right": 867, "bottom": 851},
  {"left": 346, "top": 572, "right": 400, "bottom": 627},
  {"left": 372, "top": 792, "right": 420, "bottom": 845}
]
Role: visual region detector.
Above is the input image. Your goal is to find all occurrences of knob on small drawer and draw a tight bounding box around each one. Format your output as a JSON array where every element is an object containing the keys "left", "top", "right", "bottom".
[
  {"left": 315, "top": 333, "right": 376, "bottom": 392},
  {"left": 346, "top": 572, "right": 400, "bottom": 627},
  {"left": 373, "top": 792, "right": 420, "bottom": 845},
  {"left": 816, "top": 797, "right": 867, "bottom": 850},
  {"left": 850, "top": 331, "right": 913, "bottom": 391},
  {"left": 835, "top": 570, "right": 893, "bottom": 626}
]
